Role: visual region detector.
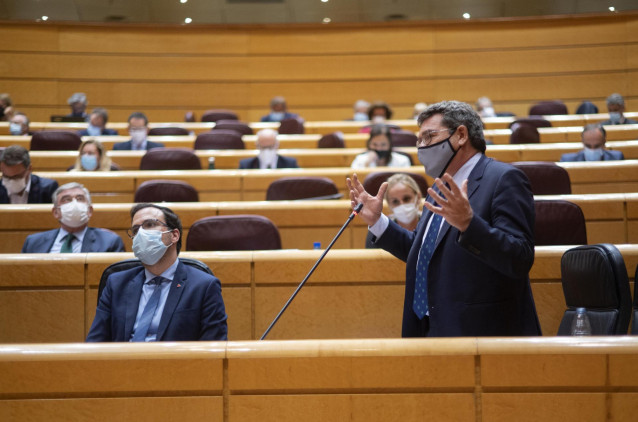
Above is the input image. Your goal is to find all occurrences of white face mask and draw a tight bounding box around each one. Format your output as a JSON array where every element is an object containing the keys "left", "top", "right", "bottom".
[
  {"left": 608, "top": 112, "right": 621, "bottom": 124},
  {"left": 372, "top": 115, "right": 386, "bottom": 124},
  {"left": 583, "top": 147, "right": 604, "bottom": 161},
  {"left": 9, "top": 123, "right": 23, "bottom": 136},
  {"left": 130, "top": 129, "right": 147, "bottom": 145},
  {"left": 2, "top": 176, "right": 27, "bottom": 195},
  {"left": 392, "top": 201, "right": 419, "bottom": 225},
  {"left": 132, "top": 228, "right": 171, "bottom": 266},
  {"left": 353, "top": 112, "right": 369, "bottom": 121},
  {"left": 58, "top": 199, "right": 90, "bottom": 228},
  {"left": 86, "top": 124, "right": 102, "bottom": 136},
  {"left": 258, "top": 148, "right": 278, "bottom": 166}
]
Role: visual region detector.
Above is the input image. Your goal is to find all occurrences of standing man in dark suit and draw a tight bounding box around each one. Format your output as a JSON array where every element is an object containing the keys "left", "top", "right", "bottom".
[
  {"left": 347, "top": 101, "right": 541, "bottom": 337},
  {"left": 86, "top": 203, "right": 228, "bottom": 342},
  {"left": 560, "top": 123, "right": 624, "bottom": 162},
  {"left": 112, "top": 112, "right": 164, "bottom": 151},
  {"left": 21, "top": 182, "right": 125, "bottom": 253},
  {"left": 0, "top": 145, "right": 58, "bottom": 204},
  {"left": 77, "top": 108, "right": 119, "bottom": 137},
  {"left": 239, "top": 128, "right": 299, "bottom": 169}
]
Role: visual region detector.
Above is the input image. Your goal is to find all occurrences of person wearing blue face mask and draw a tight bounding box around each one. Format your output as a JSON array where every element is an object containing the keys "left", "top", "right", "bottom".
[
  {"left": 113, "top": 112, "right": 164, "bottom": 151},
  {"left": 86, "top": 203, "right": 228, "bottom": 342},
  {"left": 260, "top": 96, "right": 300, "bottom": 122},
  {"left": 70, "top": 139, "right": 117, "bottom": 171},
  {"left": 8, "top": 112, "right": 30, "bottom": 136},
  {"left": 600, "top": 93, "right": 637, "bottom": 125},
  {"left": 560, "top": 124, "right": 624, "bottom": 162},
  {"left": 77, "top": 108, "right": 119, "bottom": 137}
]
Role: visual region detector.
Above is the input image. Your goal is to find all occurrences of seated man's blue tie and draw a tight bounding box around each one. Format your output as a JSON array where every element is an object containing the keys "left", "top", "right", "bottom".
[
  {"left": 413, "top": 212, "right": 442, "bottom": 319},
  {"left": 131, "top": 277, "right": 165, "bottom": 342}
]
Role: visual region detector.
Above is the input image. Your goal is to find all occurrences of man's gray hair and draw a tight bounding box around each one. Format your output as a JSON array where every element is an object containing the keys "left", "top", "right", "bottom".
[
  {"left": 52, "top": 182, "right": 92, "bottom": 206},
  {"left": 417, "top": 101, "right": 486, "bottom": 153},
  {"left": 0, "top": 145, "right": 30, "bottom": 167},
  {"left": 606, "top": 93, "right": 625, "bottom": 107}
]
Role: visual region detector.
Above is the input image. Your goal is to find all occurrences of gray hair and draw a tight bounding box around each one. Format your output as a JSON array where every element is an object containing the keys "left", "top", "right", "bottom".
[
  {"left": 52, "top": 182, "right": 92, "bottom": 206},
  {"left": 606, "top": 93, "right": 625, "bottom": 107},
  {"left": 68, "top": 92, "right": 87, "bottom": 105},
  {"left": 417, "top": 101, "right": 486, "bottom": 153},
  {"left": 0, "top": 145, "right": 30, "bottom": 167},
  {"left": 582, "top": 123, "right": 606, "bottom": 140}
]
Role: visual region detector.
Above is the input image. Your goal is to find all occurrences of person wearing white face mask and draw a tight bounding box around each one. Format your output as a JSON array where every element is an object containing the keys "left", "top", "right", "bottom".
[
  {"left": 238, "top": 129, "right": 299, "bottom": 169},
  {"left": 260, "top": 96, "right": 300, "bottom": 122},
  {"left": 77, "top": 108, "right": 119, "bottom": 137},
  {"left": 86, "top": 203, "right": 228, "bottom": 342},
  {"left": 21, "top": 182, "right": 125, "bottom": 253},
  {"left": 600, "top": 93, "right": 637, "bottom": 126},
  {"left": 112, "top": 112, "right": 164, "bottom": 151},
  {"left": 560, "top": 124, "right": 624, "bottom": 162},
  {"left": 0, "top": 145, "right": 58, "bottom": 204}
]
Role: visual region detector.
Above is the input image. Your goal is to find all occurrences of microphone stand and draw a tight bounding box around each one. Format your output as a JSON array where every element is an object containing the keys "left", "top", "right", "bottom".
[{"left": 260, "top": 202, "right": 364, "bottom": 340}]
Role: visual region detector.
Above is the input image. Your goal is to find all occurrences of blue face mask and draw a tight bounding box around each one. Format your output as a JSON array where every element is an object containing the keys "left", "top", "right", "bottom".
[
  {"left": 353, "top": 112, "right": 369, "bottom": 121},
  {"left": 608, "top": 112, "right": 621, "bottom": 124},
  {"left": 81, "top": 154, "right": 99, "bottom": 171},
  {"left": 583, "top": 147, "right": 604, "bottom": 161},
  {"left": 86, "top": 124, "right": 102, "bottom": 136},
  {"left": 9, "top": 123, "right": 22, "bottom": 136},
  {"left": 132, "top": 228, "right": 171, "bottom": 266},
  {"left": 269, "top": 112, "right": 285, "bottom": 121}
]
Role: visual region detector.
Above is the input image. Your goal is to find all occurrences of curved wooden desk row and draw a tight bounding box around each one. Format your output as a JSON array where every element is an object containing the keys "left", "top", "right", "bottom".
[
  {"left": 0, "top": 337, "right": 637, "bottom": 422},
  {"left": 23, "top": 140, "right": 638, "bottom": 171},
  {"left": 1, "top": 193, "right": 637, "bottom": 253},
  {"left": 0, "top": 246, "right": 636, "bottom": 345}
]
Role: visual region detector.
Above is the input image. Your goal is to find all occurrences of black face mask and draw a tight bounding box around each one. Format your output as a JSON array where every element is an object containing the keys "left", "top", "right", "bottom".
[
  {"left": 373, "top": 149, "right": 391, "bottom": 160},
  {"left": 0, "top": 106, "right": 4, "bottom": 119}
]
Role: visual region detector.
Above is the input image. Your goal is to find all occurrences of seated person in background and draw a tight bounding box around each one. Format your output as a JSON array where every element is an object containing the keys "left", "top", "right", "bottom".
[
  {"left": 70, "top": 139, "right": 117, "bottom": 171},
  {"left": 351, "top": 124, "right": 412, "bottom": 168},
  {"left": 113, "top": 112, "right": 164, "bottom": 151},
  {"left": 560, "top": 123, "right": 624, "bottom": 162},
  {"left": 601, "top": 93, "right": 637, "bottom": 125},
  {"left": 9, "top": 112, "right": 30, "bottom": 136},
  {"left": 67, "top": 92, "right": 89, "bottom": 121},
  {"left": 77, "top": 108, "right": 118, "bottom": 136},
  {"left": 239, "top": 128, "right": 299, "bottom": 169},
  {"left": 0, "top": 145, "right": 58, "bottom": 204},
  {"left": 366, "top": 174, "right": 422, "bottom": 248},
  {"left": 21, "top": 182, "right": 125, "bottom": 253},
  {"left": 260, "top": 96, "right": 299, "bottom": 122},
  {"left": 575, "top": 100, "right": 598, "bottom": 114},
  {"left": 86, "top": 203, "right": 228, "bottom": 342},
  {"left": 351, "top": 99, "right": 370, "bottom": 121},
  {"left": 0, "top": 93, "right": 14, "bottom": 121},
  {"left": 358, "top": 101, "right": 395, "bottom": 133},
  {"left": 476, "top": 96, "right": 496, "bottom": 118}
]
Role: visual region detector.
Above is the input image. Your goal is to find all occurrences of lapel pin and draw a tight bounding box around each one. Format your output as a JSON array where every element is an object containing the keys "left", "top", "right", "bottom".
[{"left": 177, "top": 284, "right": 182, "bottom": 288}]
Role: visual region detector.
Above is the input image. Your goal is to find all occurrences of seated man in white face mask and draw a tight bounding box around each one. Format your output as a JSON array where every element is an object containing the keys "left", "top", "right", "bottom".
[
  {"left": 86, "top": 203, "right": 228, "bottom": 342},
  {"left": 21, "top": 182, "right": 125, "bottom": 253},
  {"left": 560, "top": 123, "right": 624, "bottom": 162},
  {"left": 0, "top": 145, "right": 58, "bottom": 204},
  {"left": 238, "top": 129, "right": 299, "bottom": 169},
  {"left": 113, "top": 112, "right": 164, "bottom": 151}
]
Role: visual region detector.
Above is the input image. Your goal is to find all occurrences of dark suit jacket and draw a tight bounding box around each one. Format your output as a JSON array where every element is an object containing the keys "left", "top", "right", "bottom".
[
  {"left": 374, "top": 154, "right": 541, "bottom": 337},
  {"left": 112, "top": 140, "right": 165, "bottom": 150},
  {"left": 0, "top": 174, "right": 58, "bottom": 204},
  {"left": 86, "top": 260, "right": 228, "bottom": 342},
  {"left": 600, "top": 118, "right": 638, "bottom": 125},
  {"left": 77, "top": 128, "right": 119, "bottom": 136},
  {"left": 260, "top": 112, "right": 299, "bottom": 122},
  {"left": 238, "top": 155, "right": 299, "bottom": 169},
  {"left": 560, "top": 149, "right": 624, "bottom": 162},
  {"left": 21, "top": 227, "right": 125, "bottom": 253}
]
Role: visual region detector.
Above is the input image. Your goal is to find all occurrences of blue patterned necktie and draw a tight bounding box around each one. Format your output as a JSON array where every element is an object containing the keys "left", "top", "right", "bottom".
[
  {"left": 131, "top": 277, "right": 164, "bottom": 342},
  {"left": 413, "top": 212, "right": 442, "bottom": 319}
]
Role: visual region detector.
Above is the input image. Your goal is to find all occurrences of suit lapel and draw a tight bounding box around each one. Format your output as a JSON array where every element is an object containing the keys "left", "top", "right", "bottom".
[
  {"left": 81, "top": 228, "right": 95, "bottom": 252},
  {"left": 156, "top": 261, "right": 187, "bottom": 340},
  {"left": 43, "top": 229, "right": 60, "bottom": 252},
  {"left": 124, "top": 270, "right": 145, "bottom": 341}
]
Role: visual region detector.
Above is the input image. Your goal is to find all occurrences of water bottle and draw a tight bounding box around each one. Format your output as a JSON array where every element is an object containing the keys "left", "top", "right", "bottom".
[
  {"left": 208, "top": 157, "right": 215, "bottom": 170},
  {"left": 570, "top": 307, "right": 592, "bottom": 336}
]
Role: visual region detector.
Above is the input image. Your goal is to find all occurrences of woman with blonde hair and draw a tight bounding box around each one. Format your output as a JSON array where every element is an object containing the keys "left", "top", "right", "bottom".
[{"left": 70, "top": 138, "right": 115, "bottom": 171}]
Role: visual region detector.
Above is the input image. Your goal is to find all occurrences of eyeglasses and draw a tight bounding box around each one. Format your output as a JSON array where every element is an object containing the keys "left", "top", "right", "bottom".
[
  {"left": 127, "top": 219, "right": 169, "bottom": 238},
  {"left": 416, "top": 128, "right": 453, "bottom": 147}
]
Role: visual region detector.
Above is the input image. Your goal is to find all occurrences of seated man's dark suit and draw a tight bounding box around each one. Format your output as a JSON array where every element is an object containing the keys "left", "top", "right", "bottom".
[
  {"left": 373, "top": 154, "right": 541, "bottom": 337},
  {"left": 239, "top": 155, "right": 299, "bottom": 169},
  {"left": 86, "top": 259, "right": 228, "bottom": 342},
  {"left": 77, "top": 128, "right": 119, "bottom": 136},
  {"left": 0, "top": 174, "right": 58, "bottom": 204},
  {"left": 260, "top": 112, "right": 299, "bottom": 122},
  {"left": 560, "top": 150, "right": 624, "bottom": 162},
  {"left": 21, "top": 228, "right": 125, "bottom": 253},
  {"left": 112, "top": 140, "right": 164, "bottom": 150}
]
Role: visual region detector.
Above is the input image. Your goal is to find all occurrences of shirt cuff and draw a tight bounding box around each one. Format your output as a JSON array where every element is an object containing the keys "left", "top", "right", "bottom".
[{"left": 369, "top": 214, "right": 390, "bottom": 238}]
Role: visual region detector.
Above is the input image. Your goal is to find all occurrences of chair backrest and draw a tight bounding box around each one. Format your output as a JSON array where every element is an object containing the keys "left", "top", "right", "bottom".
[
  {"left": 362, "top": 172, "right": 428, "bottom": 197},
  {"left": 632, "top": 264, "right": 638, "bottom": 335},
  {"left": 508, "top": 117, "right": 552, "bottom": 131},
  {"left": 30, "top": 131, "right": 82, "bottom": 151},
  {"left": 213, "top": 120, "right": 253, "bottom": 135},
  {"left": 194, "top": 131, "right": 245, "bottom": 150},
  {"left": 266, "top": 177, "right": 342, "bottom": 200},
  {"left": 534, "top": 200, "right": 587, "bottom": 246},
  {"left": 201, "top": 109, "right": 239, "bottom": 122},
  {"left": 529, "top": 100, "right": 568, "bottom": 116},
  {"left": 509, "top": 125, "right": 540, "bottom": 144},
  {"left": 134, "top": 180, "right": 199, "bottom": 203},
  {"left": 148, "top": 127, "right": 190, "bottom": 136},
  {"left": 139, "top": 148, "right": 202, "bottom": 170},
  {"left": 557, "top": 244, "right": 632, "bottom": 335},
  {"left": 97, "top": 258, "right": 213, "bottom": 305},
  {"left": 391, "top": 130, "right": 418, "bottom": 147},
  {"left": 317, "top": 132, "right": 345, "bottom": 148},
  {"left": 279, "top": 117, "right": 305, "bottom": 134},
  {"left": 511, "top": 161, "right": 571, "bottom": 195},
  {"left": 186, "top": 215, "right": 282, "bottom": 251}
]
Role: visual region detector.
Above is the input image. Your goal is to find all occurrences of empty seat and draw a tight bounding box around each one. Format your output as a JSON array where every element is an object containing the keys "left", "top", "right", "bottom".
[
  {"left": 534, "top": 200, "right": 587, "bottom": 246},
  {"left": 134, "top": 180, "right": 199, "bottom": 203},
  {"left": 509, "top": 125, "right": 540, "bottom": 144},
  {"left": 557, "top": 244, "right": 632, "bottom": 335},
  {"left": 317, "top": 132, "right": 345, "bottom": 148},
  {"left": 279, "top": 117, "right": 305, "bottom": 134},
  {"left": 509, "top": 117, "right": 552, "bottom": 131},
  {"left": 148, "top": 127, "right": 190, "bottom": 136},
  {"left": 201, "top": 110, "right": 239, "bottom": 122},
  {"left": 363, "top": 172, "right": 428, "bottom": 197},
  {"left": 529, "top": 100, "right": 568, "bottom": 116},
  {"left": 139, "top": 148, "right": 202, "bottom": 170},
  {"left": 213, "top": 120, "right": 253, "bottom": 136},
  {"left": 266, "top": 177, "right": 342, "bottom": 200},
  {"left": 391, "top": 130, "right": 418, "bottom": 147},
  {"left": 194, "top": 131, "right": 245, "bottom": 150},
  {"left": 30, "top": 131, "right": 82, "bottom": 151},
  {"left": 186, "top": 215, "right": 282, "bottom": 251},
  {"left": 512, "top": 161, "right": 571, "bottom": 195}
]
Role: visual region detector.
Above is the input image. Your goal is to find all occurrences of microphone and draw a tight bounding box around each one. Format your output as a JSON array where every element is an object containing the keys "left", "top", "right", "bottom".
[{"left": 260, "top": 202, "right": 364, "bottom": 340}]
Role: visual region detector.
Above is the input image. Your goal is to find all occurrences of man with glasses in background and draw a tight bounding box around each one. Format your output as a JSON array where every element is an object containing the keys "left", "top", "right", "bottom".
[
  {"left": 86, "top": 203, "right": 228, "bottom": 342},
  {"left": 0, "top": 145, "right": 58, "bottom": 204},
  {"left": 347, "top": 101, "right": 541, "bottom": 338}
]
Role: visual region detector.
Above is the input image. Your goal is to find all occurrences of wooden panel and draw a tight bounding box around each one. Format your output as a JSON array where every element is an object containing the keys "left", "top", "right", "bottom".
[{"left": 482, "top": 393, "right": 606, "bottom": 422}]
